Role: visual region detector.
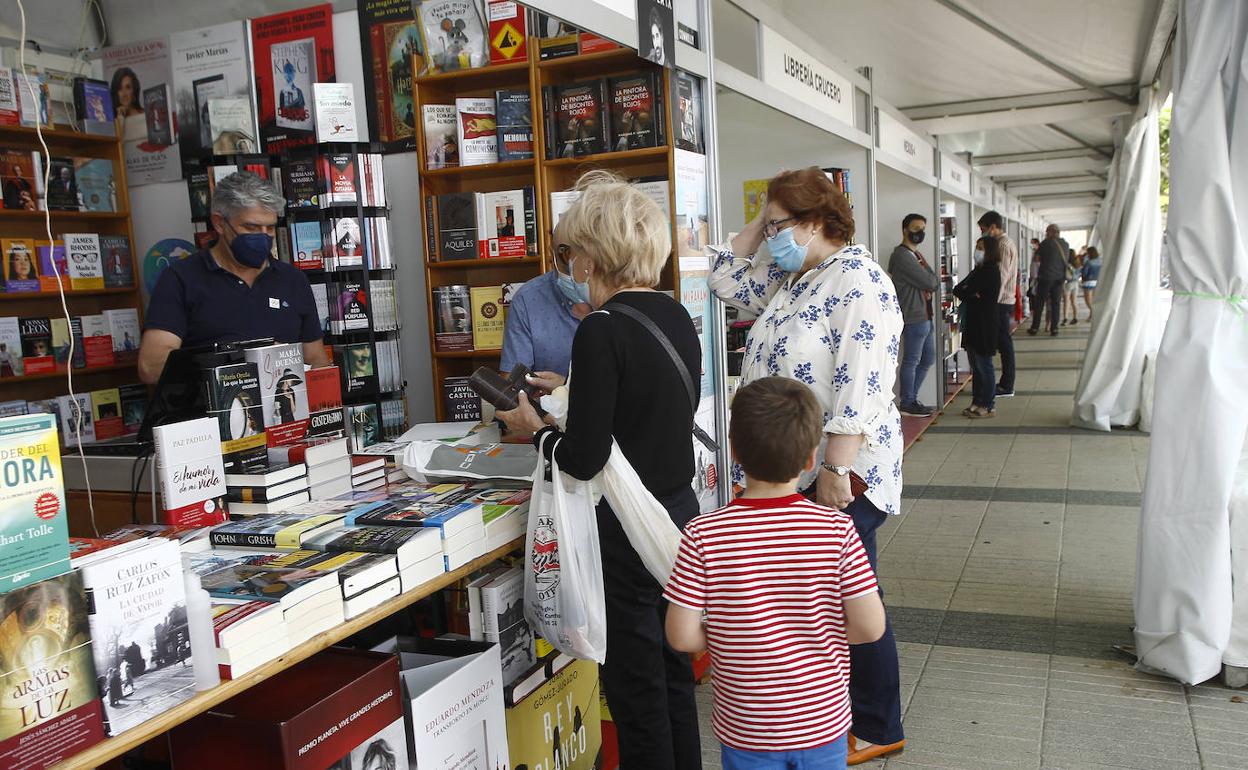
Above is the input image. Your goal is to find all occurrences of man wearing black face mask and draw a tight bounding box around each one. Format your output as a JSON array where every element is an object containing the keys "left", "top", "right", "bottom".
[
  {"left": 138, "top": 172, "right": 329, "bottom": 383},
  {"left": 887, "top": 213, "right": 940, "bottom": 417}
]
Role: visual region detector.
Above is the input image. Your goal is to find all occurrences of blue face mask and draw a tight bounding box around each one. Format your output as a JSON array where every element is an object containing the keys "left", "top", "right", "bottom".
[
  {"left": 228, "top": 229, "right": 274, "bottom": 269},
  {"left": 556, "top": 259, "right": 591, "bottom": 305},
  {"left": 767, "top": 226, "right": 816, "bottom": 272}
]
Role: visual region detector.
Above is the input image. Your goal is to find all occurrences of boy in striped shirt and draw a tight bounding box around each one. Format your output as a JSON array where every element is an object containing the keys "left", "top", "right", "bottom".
[{"left": 664, "top": 377, "right": 887, "bottom": 769}]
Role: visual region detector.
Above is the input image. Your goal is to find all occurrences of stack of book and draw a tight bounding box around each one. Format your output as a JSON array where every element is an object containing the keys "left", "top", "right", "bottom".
[
  {"left": 153, "top": 417, "right": 229, "bottom": 527},
  {"left": 208, "top": 598, "right": 289, "bottom": 680},
  {"left": 224, "top": 461, "right": 310, "bottom": 515},
  {"left": 261, "top": 549, "right": 401, "bottom": 620},
  {"left": 467, "top": 564, "right": 537, "bottom": 686},
  {"left": 350, "top": 454, "right": 386, "bottom": 490},
  {"left": 424, "top": 188, "right": 538, "bottom": 262},
  {"left": 203, "top": 360, "right": 269, "bottom": 473},
  {"left": 306, "top": 366, "right": 346, "bottom": 439},
  {"left": 300, "top": 522, "right": 444, "bottom": 592},
  {"left": 243, "top": 341, "right": 310, "bottom": 448},
  {"left": 479, "top": 487, "right": 530, "bottom": 551},
  {"left": 271, "top": 436, "right": 352, "bottom": 500},
  {"left": 1, "top": 383, "right": 147, "bottom": 446}
]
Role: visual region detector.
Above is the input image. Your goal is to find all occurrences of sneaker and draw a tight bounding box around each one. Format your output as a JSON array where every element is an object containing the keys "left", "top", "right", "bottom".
[
  {"left": 968, "top": 406, "right": 996, "bottom": 419},
  {"left": 1060, "top": 319, "right": 1068, "bottom": 326},
  {"left": 1051, "top": 330, "right": 1059, "bottom": 336},
  {"left": 1027, "top": 328, "right": 1039, "bottom": 336},
  {"left": 899, "top": 401, "right": 934, "bottom": 417},
  {"left": 1070, "top": 318, "right": 1079, "bottom": 325},
  {"left": 995, "top": 386, "right": 1015, "bottom": 398}
]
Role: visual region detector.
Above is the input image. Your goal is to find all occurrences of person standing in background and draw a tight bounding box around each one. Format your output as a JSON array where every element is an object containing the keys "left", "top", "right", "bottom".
[
  {"left": 1081, "top": 246, "right": 1102, "bottom": 323},
  {"left": 955, "top": 235, "right": 1003, "bottom": 418},
  {"left": 1061, "top": 249, "right": 1084, "bottom": 325},
  {"left": 976, "top": 211, "right": 1017, "bottom": 398},
  {"left": 887, "top": 214, "right": 940, "bottom": 418},
  {"left": 1027, "top": 238, "right": 1042, "bottom": 321},
  {"left": 1028, "top": 225, "right": 1069, "bottom": 336}
]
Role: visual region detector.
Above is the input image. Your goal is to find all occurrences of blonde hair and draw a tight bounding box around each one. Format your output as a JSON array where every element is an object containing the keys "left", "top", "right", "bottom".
[{"left": 559, "top": 169, "right": 670, "bottom": 288}]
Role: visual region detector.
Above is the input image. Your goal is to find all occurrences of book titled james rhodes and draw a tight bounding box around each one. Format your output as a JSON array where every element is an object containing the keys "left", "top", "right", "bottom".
[
  {"left": 64, "top": 233, "right": 105, "bottom": 291},
  {"left": 0, "top": 570, "right": 106, "bottom": 768},
  {"left": 78, "top": 538, "right": 197, "bottom": 736},
  {"left": 0, "top": 412, "right": 70, "bottom": 592},
  {"left": 204, "top": 362, "right": 269, "bottom": 473},
  {"left": 242, "top": 342, "right": 310, "bottom": 447}
]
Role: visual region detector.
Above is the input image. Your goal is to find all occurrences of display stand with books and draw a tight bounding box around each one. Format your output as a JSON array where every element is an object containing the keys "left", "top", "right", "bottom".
[
  {"left": 0, "top": 124, "right": 143, "bottom": 407},
  {"left": 415, "top": 41, "right": 681, "bottom": 421}
]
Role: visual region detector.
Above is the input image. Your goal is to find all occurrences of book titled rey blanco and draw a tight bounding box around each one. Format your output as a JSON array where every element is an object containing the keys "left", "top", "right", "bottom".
[
  {"left": 78, "top": 538, "right": 197, "bottom": 736},
  {"left": 64, "top": 233, "right": 105, "bottom": 290},
  {"left": 313, "top": 82, "right": 359, "bottom": 142},
  {"left": 0, "top": 412, "right": 70, "bottom": 592}
]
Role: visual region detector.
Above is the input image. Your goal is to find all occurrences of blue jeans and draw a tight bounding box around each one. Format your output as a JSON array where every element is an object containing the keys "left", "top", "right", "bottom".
[
  {"left": 969, "top": 350, "right": 996, "bottom": 410},
  {"left": 721, "top": 735, "right": 848, "bottom": 770},
  {"left": 898, "top": 320, "right": 935, "bottom": 405}
]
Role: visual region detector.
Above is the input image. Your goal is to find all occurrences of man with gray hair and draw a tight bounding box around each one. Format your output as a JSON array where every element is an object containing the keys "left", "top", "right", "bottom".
[{"left": 138, "top": 171, "right": 329, "bottom": 383}]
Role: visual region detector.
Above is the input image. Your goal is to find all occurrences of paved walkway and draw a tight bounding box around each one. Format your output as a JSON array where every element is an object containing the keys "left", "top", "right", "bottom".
[{"left": 697, "top": 323, "right": 1248, "bottom": 769}]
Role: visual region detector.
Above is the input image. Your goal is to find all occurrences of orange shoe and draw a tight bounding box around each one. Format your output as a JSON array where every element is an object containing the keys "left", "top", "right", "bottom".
[{"left": 847, "top": 733, "right": 906, "bottom": 765}]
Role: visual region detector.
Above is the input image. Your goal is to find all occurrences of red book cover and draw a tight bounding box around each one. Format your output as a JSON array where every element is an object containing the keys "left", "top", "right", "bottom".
[
  {"left": 580, "top": 32, "right": 619, "bottom": 54},
  {"left": 169, "top": 649, "right": 402, "bottom": 770},
  {"left": 554, "top": 80, "right": 607, "bottom": 158},
  {"left": 83, "top": 335, "right": 115, "bottom": 368},
  {"left": 250, "top": 4, "right": 336, "bottom": 155},
  {"left": 94, "top": 415, "right": 125, "bottom": 441},
  {"left": 487, "top": 0, "right": 529, "bottom": 65},
  {"left": 320, "top": 153, "right": 358, "bottom": 205},
  {"left": 358, "top": 1, "right": 419, "bottom": 153},
  {"left": 163, "top": 497, "right": 228, "bottom": 528},
  {"left": 306, "top": 365, "right": 343, "bottom": 412}
]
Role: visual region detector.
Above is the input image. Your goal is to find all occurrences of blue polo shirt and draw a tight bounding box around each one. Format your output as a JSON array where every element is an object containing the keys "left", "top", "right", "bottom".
[
  {"left": 145, "top": 249, "right": 322, "bottom": 348},
  {"left": 500, "top": 270, "right": 582, "bottom": 377}
]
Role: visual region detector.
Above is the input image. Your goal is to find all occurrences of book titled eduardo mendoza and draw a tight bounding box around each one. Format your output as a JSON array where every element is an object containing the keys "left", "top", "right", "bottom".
[{"left": 0, "top": 412, "right": 70, "bottom": 592}]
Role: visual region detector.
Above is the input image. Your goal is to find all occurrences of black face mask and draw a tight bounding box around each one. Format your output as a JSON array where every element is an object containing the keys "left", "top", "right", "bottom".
[{"left": 909, "top": 230, "right": 926, "bottom": 245}]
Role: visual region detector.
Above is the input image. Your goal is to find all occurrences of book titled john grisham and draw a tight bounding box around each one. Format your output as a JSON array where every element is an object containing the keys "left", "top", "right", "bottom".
[{"left": 0, "top": 412, "right": 70, "bottom": 593}]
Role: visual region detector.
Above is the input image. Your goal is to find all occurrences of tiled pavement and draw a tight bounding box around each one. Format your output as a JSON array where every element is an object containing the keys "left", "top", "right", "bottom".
[{"left": 695, "top": 324, "right": 1248, "bottom": 769}]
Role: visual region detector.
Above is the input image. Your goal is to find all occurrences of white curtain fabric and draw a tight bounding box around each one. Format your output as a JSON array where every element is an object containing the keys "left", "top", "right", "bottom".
[
  {"left": 1070, "top": 98, "right": 1163, "bottom": 431},
  {"left": 1134, "top": 0, "right": 1248, "bottom": 685}
]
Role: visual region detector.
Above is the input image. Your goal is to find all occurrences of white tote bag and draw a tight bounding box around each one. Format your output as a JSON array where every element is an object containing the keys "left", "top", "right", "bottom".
[{"left": 524, "top": 434, "right": 607, "bottom": 663}]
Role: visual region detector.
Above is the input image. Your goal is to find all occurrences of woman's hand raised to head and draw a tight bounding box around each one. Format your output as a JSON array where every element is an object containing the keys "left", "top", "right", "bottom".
[{"left": 496, "top": 391, "right": 552, "bottom": 435}]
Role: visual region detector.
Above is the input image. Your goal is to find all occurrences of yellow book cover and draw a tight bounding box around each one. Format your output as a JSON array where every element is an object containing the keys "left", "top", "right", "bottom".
[
  {"left": 506, "top": 659, "right": 602, "bottom": 770},
  {"left": 470, "top": 285, "right": 507, "bottom": 351},
  {"left": 743, "top": 178, "right": 769, "bottom": 222}
]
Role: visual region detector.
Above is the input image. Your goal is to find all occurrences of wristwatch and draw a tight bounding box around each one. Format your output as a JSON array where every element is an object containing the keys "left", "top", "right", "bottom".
[{"left": 821, "top": 463, "right": 852, "bottom": 477}]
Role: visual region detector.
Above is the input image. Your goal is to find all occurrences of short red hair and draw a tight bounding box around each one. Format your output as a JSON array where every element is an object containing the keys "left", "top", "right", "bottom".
[{"left": 767, "top": 167, "right": 855, "bottom": 244}]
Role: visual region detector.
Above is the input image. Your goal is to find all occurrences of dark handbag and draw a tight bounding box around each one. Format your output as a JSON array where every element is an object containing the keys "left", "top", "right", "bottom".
[
  {"left": 849, "top": 470, "right": 869, "bottom": 498},
  {"left": 604, "top": 302, "right": 718, "bottom": 453}
]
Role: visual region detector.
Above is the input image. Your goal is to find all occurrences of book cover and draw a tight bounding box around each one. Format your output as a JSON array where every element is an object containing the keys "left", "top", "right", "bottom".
[
  {"left": 90, "top": 387, "right": 125, "bottom": 441},
  {"left": 610, "top": 74, "right": 660, "bottom": 151},
  {"left": 505, "top": 658, "right": 601, "bottom": 770},
  {"left": 313, "top": 82, "right": 358, "bottom": 142},
  {"left": 321, "top": 152, "right": 358, "bottom": 206},
  {"left": 2, "top": 238, "right": 39, "bottom": 292},
  {"left": 73, "top": 77, "right": 115, "bottom": 136},
  {"left": 336, "top": 342, "right": 379, "bottom": 397},
  {"left": 0, "top": 148, "right": 40, "bottom": 210},
  {"left": 359, "top": 1, "right": 421, "bottom": 153},
  {"left": 50, "top": 318, "right": 78, "bottom": 368},
  {"left": 476, "top": 189, "right": 526, "bottom": 258},
  {"left": 442, "top": 376, "right": 481, "bottom": 423},
  {"left": 18, "top": 316, "right": 54, "bottom": 375},
  {"left": 334, "top": 281, "right": 371, "bottom": 333},
  {"left": 329, "top": 217, "right": 364, "bottom": 266},
  {"left": 431, "top": 284, "right": 472, "bottom": 351},
  {"left": 187, "top": 171, "right": 211, "bottom": 218},
  {"left": 142, "top": 83, "right": 174, "bottom": 146},
  {"left": 0, "top": 571, "right": 106, "bottom": 767},
  {"left": 243, "top": 342, "right": 310, "bottom": 431},
  {"left": 267, "top": 435, "right": 347, "bottom": 467},
  {"left": 204, "top": 361, "right": 268, "bottom": 473},
  {"left": 78, "top": 539, "right": 196, "bottom": 736},
  {"left": 152, "top": 416, "right": 222, "bottom": 468},
  {"left": 305, "top": 366, "right": 342, "bottom": 413},
  {"left": 470, "top": 286, "right": 506, "bottom": 350},
  {"left": 303, "top": 524, "right": 439, "bottom": 567},
  {"left": 0, "top": 66, "right": 19, "bottom": 125},
  {"left": 100, "top": 235, "right": 134, "bottom": 288},
  {"left": 422, "top": 103, "right": 458, "bottom": 169},
  {"left": 580, "top": 30, "right": 620, "bottom": 54},
  {"left": 0, "top": 316, "right": 23, "bottom": 378},
  {"left": 197, "top": 562, "right": 338, "bottom": 606},
  {"left": 102, "top": 307, "right": 140, "bottom": 354},
  {"left": 81, "top": 314, "right": 115, "bottom": 368},
  {"left": 347, "top": 403, "right": 380, "bottom": 452},
  {"left": 169, "top": 21, "right": 252, "bottom": 172},
  {"left": 555, "top": 80, "right": 607, "bottom": 158},
  {"left": 207, "top": 97, "right": 257, "bottom": 154},
  {"left": 210, "top": 513, "right": 342, "bottom": 551},
  {"left": 0, "top": 412, "right": 69, "bottom": 591},
  {"left": 416, "top": 0, "right": 488, "bottom": 74},
  {"left": 307, "top": 406, "right": 346, "bottom": 439},
  {"left": 536, "top": 14, "right": 579, "bottom": 60},
  {"left": 252, "top": 5, "right": 335, "bottom": 154},
  {"left": 102, "top": 37, "right": 181, "bottom": 185},
  {"left": 455, "top": 97, "right": 497, "bottom": 166},
  {"left": 119, "top": 383, "right": 147, "bottom": 434},
  {"left": 46, "top": 156, "right": 79, "bottom": 211},
  {"left": 74, "top": 157, "right": 117, "bottom": 212},
  {"left": 673, "top": 69, "right": 703, "bottom": 154},
  {"left": 494, "top": 89, "right": 533, "bottom": 161},
  {"left": 436, "top": 192, "right": 477, "bottom": 260},
  {"left": 36, "top": 241, "right": 67, "bottom": 293},
  {"left": 290, "top": 220, "right": 324, "bottom": 270},
  {"left": 480, "top": 567, "right": 537, "bottom": 685},
  {"left": 13, "top": 70, "right": 51, "bottom": 128},
  {"left": 64, "top": 233, "right": 105, "bottom": 290},
  {"left": 487, "top": 0, "right": 528, "bottom": 64},
  {"left": 58, "top": 393, "right": 96, "bottom": 445},
  {"left": 282, "top": 157, "right": 319, "bottom": 208}
]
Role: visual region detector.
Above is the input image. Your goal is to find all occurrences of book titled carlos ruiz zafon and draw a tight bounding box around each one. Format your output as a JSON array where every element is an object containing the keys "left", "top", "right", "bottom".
[{"left": 0, "top": 412, "right": 70, "bottom": 592}]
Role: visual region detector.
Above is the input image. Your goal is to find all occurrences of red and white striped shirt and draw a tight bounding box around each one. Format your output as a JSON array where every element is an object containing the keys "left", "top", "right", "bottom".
[{"left": 663, "top": 494, "right": 878, "bottom": 751}]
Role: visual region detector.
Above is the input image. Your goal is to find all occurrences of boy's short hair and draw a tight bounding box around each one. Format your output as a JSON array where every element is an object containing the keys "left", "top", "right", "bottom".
[{"left": 730, "top": 377, "right": 823, "bottom": 483}]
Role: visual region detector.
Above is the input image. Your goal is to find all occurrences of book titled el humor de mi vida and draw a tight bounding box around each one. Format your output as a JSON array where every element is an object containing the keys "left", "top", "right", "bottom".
[{"left": 0, "top": 412, "right": 70, "bottom": 593}]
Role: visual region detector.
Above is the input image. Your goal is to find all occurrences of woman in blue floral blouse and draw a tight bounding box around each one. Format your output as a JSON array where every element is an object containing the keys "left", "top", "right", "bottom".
[{"left": 709, "top": 167, "right": 906, "bottom": 764}]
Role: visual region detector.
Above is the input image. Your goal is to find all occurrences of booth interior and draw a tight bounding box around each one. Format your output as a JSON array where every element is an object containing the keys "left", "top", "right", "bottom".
[{"left": 939, "top": 192, "right": 973, "bottom": 402}]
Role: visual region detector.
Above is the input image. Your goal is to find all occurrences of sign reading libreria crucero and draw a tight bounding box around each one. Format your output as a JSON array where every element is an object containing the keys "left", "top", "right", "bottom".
[{"left": 759, "top": 24, "right": 854, "bottom": 127}]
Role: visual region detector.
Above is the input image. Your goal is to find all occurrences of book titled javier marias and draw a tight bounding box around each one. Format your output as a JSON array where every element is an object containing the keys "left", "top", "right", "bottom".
[{"left": 0, "top": 412, "right": 70, "bottom": 593}]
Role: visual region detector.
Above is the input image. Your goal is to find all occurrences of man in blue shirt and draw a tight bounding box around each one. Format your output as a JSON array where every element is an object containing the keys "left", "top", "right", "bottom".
[
  {"left": 138, "top": 172, "right": 329, "bottom": 383},
  {"left": 500, "top": 235, "right": 592, "bottom": 380}
]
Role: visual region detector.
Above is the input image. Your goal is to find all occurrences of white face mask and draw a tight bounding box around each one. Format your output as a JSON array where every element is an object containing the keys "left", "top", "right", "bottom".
[{"left": 973, "top": 248, "right": 985, "bottom": 265}]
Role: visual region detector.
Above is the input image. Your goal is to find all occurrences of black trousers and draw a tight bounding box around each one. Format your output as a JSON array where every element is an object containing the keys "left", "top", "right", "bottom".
[
  {"left": 597, "top": 486, "right": 702, "bottom": 770},
  {"left": 996, "top": 303, "right": 1016, "bottom": 391},
  {"left": 1028, "top": 280, "right": 1064, "bottom": 333}
]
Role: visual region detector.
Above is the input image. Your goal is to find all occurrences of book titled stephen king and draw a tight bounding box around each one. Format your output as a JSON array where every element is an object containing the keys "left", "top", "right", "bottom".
[
  {"left": 46, "top": 156, "right": 79, "bottom": 211},
  {"left": 347, "top": 403, "right": 380, "bottom": 452},
  {"left": 204, "top": 361, "right": 269, "bottom": 473},
  {"left": 359, "top": 0, "right": 421, "bottom": 153},
  {"left": 455, "top": 97, "right": 497, "bottom": 166},
  {"left": 335, "top": 342, "right": 379, "bottom": 397},
  {"left": 63, "top": 233, "right": 104, "bottom": 290},
  {"left": 319, "top": 152, "right": 358, "bottom": 206},
  {"left": 443, "top": 376, "right": 482, "bottom": 423},
  {"left": 494, "top": 89, "right": 533, "bottom": 161},
  {"left": 19, "top": 316, "right": 54, "bottom": 375},
  {"left": 554, "top": 80, "right": 607, "bottom": 158},
  {"left": 143, "top": 83, "right": 174, "bottom": 146},
  {"left": 78, "top": 538, "right": 196, "bottom": 736},
  {"left": 422, "top": 103, "right": 458, "bottom": 169},
  {"left": 432, "top": 284, "right": 472, "bottom": 351},
  {"left": 99, "top": 235, "right": 133, "bottom": 288},
  {"left": 251, "top": 5, "right": 334, "bottom": 155},
  {"left": 610, "top": 73, "right": 661, "bottom": 151},
  {"left": 283, "top": 157, "right": 319, "bottom": 208},
  {"left": 0, "top": 571, "right": 106, "bottom": 767},
  {"left": 270, "top": 37, "right": 318, "bottom": 134},
  {"left": 436, "top": 191, "right": 477, "bottom": 260}
]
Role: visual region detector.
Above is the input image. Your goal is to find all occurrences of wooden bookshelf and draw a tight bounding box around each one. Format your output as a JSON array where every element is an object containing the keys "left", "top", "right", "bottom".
[
  {"left": 0, "top": 125, "right": 144, "bottom": 409},
  {"left": 415, "top": 40, "right": 683, "bottom": 420},
  {"left": 50, "top": 537, "right": 524, "bottom": 770}
]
